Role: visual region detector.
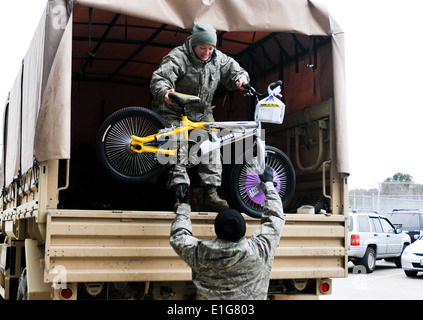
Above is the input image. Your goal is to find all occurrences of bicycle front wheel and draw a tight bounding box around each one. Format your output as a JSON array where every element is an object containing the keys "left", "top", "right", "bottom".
[
  {"left": 96, "top": 106, "right": 167, "bottom": 183},
  {"left": 230, "top": 146, "right": 296, "bottom": 218}
]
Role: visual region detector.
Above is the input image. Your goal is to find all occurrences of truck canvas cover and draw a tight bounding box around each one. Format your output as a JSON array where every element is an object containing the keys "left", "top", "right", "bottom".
[{"left": 1, "top": 0, "right": 348, "bottom": 188}]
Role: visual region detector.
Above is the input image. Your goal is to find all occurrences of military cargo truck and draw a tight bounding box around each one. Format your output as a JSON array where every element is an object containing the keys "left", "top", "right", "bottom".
[{"left": 0, "top": 0, "right": 349, "bottom": 300}]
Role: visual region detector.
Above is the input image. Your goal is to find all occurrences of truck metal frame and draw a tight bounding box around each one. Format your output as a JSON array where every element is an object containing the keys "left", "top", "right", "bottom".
[
  {"left": 0, "top": 0, "right": 349, "bottom": 300},
  {"left": 1, "top": 163, "right": 346, "bottom": 299}
]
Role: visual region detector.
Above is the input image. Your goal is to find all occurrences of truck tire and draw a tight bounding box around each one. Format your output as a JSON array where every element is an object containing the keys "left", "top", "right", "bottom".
[
  {"left": 97, "top": 107, "right": 167, "bottom": 183},
  {"left": 17, "top": 268, "right": 28, "bottom": 300},
  {"left": 360, "top": 247, "right": 376, "bottom": 273}
]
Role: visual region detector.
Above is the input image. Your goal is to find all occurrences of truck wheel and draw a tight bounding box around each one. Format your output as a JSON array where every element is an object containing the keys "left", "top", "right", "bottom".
[
  {"left": 359, "top": 247, "right": 376, "bottom": 273},
  {"left": 17, "top": 268, "right": 28, "bottom": 300}
]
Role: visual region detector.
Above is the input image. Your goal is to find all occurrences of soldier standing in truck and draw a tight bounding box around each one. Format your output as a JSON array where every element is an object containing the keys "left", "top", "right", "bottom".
[{"left": 150, "top": 23, "right": 249, "bottom": 211}]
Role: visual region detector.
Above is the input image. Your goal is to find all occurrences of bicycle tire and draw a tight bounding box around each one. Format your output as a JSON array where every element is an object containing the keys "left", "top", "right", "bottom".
[
  {"left": 96, "top": 106, "right": 167, "bottom": 183},
  {"left": 230, "top": 146, "right": 296, "bottom": 218}
]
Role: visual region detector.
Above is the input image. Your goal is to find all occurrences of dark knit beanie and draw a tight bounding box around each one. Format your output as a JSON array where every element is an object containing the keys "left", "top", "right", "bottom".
[
  {"left": 191, "top": 23, "right": 217, "bottom": 47},
  {"left": 214, "top": 209, "right": 246, "bottom": 242}
]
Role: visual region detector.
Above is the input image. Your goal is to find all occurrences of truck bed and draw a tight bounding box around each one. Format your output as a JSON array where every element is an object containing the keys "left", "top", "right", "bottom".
[{"left": 44, "top": 209, "right": 347, "bottom": 283}]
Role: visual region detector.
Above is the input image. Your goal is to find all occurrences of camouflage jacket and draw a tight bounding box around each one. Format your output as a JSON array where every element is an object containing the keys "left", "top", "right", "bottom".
[
  {"left": 170, "top": 182, "right": 284, "bottom": 300},
  {"left": 150, "top": 36, "right": 249, "bottom": 122}
]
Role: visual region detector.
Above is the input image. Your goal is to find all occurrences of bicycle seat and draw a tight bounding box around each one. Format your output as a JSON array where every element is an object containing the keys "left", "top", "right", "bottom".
[{"left": 169, "top": 92, "right": 201, "bottom": 106}]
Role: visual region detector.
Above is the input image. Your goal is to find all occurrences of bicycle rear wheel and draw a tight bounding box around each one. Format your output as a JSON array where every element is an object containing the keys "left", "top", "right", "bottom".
[
  {"left": 96, "top": 106, "right": 167, "bottom": 183},
  {"left": 230, "top": 146, "right": 296, "bottom": 218}
]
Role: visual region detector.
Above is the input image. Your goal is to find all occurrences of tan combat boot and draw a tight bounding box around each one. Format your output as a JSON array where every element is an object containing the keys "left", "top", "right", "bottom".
[{"left": 204, "top": 186, "right": 229, "bottom": 211}]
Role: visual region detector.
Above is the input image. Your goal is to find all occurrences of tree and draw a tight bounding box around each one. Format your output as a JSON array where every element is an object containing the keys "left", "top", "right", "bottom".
[
  {"left": 381, "top": 172, "right": 415, "bottom": 195},
  {"left": 384, "top": 172, "right": 413, "bottom": 183}
]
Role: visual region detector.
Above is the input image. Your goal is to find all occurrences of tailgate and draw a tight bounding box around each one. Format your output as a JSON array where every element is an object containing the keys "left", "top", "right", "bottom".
[{"left": 44, "top": 210, "right": 347, "bottom": 283}]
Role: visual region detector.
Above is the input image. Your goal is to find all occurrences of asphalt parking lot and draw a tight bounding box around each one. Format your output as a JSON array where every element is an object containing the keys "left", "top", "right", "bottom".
[{"left": 320, "top": 260, "right": 423, "bottom": 300}]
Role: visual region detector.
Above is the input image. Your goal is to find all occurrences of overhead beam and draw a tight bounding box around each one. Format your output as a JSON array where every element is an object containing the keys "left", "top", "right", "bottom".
[{"left": 108, "top": 24, "right": 168, "bottom": 79}]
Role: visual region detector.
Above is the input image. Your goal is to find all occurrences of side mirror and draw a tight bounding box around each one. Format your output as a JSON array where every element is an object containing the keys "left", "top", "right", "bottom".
[{"left": 395, "top": 228, "right": 402, "bottom": 234}]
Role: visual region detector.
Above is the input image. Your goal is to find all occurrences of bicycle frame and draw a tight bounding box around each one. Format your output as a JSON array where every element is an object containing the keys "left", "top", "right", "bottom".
[
  {"left": 130, "top": 115, "right": 266, "bottom": 170},
  {"left": 130, "top": 115, "right": 213, "bottom": 156}
]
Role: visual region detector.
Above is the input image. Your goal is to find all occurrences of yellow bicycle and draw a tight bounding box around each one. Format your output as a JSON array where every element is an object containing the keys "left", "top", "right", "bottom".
[{"left": 96, "top": 81, "right": 295, "bottom": 217}]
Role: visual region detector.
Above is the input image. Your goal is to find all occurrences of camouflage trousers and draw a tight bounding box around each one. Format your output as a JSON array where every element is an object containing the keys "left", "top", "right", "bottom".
[
  {"left": 168, "top": 153, "right": 222, "bottom": 189},
  {"left": 162, "top": 114, "right": 222, "bottom": 190}
]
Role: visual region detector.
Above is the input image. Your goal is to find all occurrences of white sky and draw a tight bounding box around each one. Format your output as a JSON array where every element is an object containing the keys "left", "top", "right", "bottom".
[
  {"left": 317, "top": 0, "right": 423, "bottom": 189},
  {"left": 0, "top": 0, "right": 422, "bottom": 190}
]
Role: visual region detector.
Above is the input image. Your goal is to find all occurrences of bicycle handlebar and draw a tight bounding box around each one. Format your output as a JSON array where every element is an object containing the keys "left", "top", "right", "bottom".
[
  {"left": 241, "top": 82, "right": 255, "bottom": 93},
  {"left": 269, "top": 80, "right": 283, "bottom": 90},
  {"left": 242, "top": 80, "right": 283, "bottom": 97}
]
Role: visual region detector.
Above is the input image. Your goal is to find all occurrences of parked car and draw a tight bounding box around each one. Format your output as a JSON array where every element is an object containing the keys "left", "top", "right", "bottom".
[
  {"left": 348, "top": 212, "right": 411, "bottom": 273},
  {"left": 386, "top": 209, "right": 423, "bottom": 242},
  {"left": 401, "top": 235, "right": 423, "bottom": 277}
]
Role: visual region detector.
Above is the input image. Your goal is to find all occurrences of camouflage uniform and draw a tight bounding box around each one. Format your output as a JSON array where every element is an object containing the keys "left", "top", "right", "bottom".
[
  {"left": 170, "top": 181, "right": 284, "bottom": 300},
  {"left": 150, "top": 35, "right": 249, "bottom": 189}
]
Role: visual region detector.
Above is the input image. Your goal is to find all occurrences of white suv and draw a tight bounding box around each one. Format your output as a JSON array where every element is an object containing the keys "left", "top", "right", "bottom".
[{"left": 348, "top": 212, "right": 411, "bottom": 273}]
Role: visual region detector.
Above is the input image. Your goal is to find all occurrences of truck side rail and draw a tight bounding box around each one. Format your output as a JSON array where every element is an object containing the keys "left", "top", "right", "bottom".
[{"left": 44, "top": 210, "right": 347, "bottom": 283}]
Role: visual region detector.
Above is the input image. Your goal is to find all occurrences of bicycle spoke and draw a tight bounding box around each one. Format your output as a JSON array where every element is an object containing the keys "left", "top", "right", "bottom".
[
  {"left": 234, "top": 149, "right": 294, "bottom": 215},
  {"left": 238, "top": 165, "right": 262, "bottom": 210},
  {"left": 267, "top": 155, "right": 288, "bottom": 198},
  {"left": 105, "top": 115, "right": 160, "bottom": 176}
]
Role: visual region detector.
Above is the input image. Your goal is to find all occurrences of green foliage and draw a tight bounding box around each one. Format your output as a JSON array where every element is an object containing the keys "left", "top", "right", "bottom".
[{"left": 384, "top": 172, "right": 413, "bottom": 183}]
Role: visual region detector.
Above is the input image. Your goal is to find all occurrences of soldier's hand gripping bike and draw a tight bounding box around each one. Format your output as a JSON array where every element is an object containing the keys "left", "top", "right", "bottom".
[{"left": 96, "top": 80, "right": 295, "bottom": 218}]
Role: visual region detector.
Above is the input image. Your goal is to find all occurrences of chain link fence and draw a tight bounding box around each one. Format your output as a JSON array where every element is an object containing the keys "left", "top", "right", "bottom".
[{"left": 349, "top": 194, "right": 423, "bottom": 216}]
